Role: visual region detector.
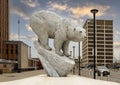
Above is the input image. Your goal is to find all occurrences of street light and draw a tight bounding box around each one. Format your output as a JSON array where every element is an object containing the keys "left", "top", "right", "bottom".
[
  {"left": 90, "top": 9, "right": 98, "bottom": 79},
  {"left": 78, "top": 42, "right": 81, "bottom": 75},
  {"left": 70, "top": 51, "right": 72, "bottom": 58},
  {"left": 73, "top": 46, "right": 75, "bottom": 59},
  {"left": 73, "top": 46, "right": 75, "bottom": 74}
]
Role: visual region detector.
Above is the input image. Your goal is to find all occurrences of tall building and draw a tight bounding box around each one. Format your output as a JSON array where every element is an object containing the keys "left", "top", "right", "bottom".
[
  {"left": 82, "top": 19, "right": 113, "bottom": 66},
  {"left": 0, "top": 1, "right": 37, "bottom": 73},
  {"left": 0, "top": 0, "right": 9, "bottom": 59}
]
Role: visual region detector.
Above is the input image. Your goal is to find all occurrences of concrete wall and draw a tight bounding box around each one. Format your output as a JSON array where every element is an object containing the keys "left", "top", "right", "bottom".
[{"left": 20, "top": 43, "right": 30, "bottom": 69}]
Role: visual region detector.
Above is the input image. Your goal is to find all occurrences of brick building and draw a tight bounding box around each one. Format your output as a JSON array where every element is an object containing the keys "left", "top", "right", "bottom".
[{"left": 0, "top": 0, "right": 9, "bottom": 59}]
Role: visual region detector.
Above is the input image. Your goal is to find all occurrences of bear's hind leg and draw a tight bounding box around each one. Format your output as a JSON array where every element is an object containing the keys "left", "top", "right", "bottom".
[
  {"left": 39, "top": 33, "right": 52, "bottom": 50},
  {"left": 62, "top": 41, "right": 70, "bottom": 57},
  {"left": 54, "top": 39, "right": 64, "bottom": 56}
]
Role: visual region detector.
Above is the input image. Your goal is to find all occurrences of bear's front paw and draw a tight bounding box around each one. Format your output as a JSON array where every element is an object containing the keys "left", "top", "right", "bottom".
[
  {"left": 45, "top": 46, "right": 52, "bottom": 51},
  {"left": 64, "top": 53, "right": 71, "bottom": 57},
  {"left": 55, "top": 51, "right": 64, "bottom": 56}
]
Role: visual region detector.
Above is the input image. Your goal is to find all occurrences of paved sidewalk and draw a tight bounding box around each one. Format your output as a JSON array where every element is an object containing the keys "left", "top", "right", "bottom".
[{"left": 0, "top": 70, "right": 45, "bottom": 82}]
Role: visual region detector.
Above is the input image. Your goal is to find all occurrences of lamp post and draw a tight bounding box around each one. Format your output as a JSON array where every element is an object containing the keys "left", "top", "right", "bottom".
[
  {"left": 73, "top": 46, "right": 75, "bottom": 59},
  {"left": 73, "top": 46, "right": 75, "bottom": 74},
  {"left": 78, "top": 42, "right": 81, "bottom": 75},
  {"left": 90, "top": 9, "right": 98, "bottom": 79}
]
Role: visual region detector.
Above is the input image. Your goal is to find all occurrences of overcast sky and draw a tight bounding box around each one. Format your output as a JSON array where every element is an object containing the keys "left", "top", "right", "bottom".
[{"left": 10, "top": 0, "right": 120, "bottom": 60}]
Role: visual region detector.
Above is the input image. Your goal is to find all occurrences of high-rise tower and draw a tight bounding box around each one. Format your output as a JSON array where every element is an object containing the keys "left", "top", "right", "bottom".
[
  {"left": 0, "top": 0, "right": 9, "bottom": 59},
  {"left": 82, "top": 19, "right": 113, "bottom": 66}
]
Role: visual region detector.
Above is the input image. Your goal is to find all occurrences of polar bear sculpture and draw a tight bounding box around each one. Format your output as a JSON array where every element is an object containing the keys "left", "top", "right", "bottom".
[{"left": 30, "top": 11, "right": 86, "bottom": 56}]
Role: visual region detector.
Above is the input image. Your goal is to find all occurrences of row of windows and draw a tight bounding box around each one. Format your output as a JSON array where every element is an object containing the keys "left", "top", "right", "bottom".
[
  {"left": 88, "top": 33, "right": 112, "bottom": 36},
  {"left": 88, "top": 37, "right": 113, "bottom": 40},
  {"left": 6, "top": 49, "right": 18, "bottom": 54},
  {"left": 88, "top": 45, "right": 113, "bottom": 47},
  {"left": 88, "top": 52, "right": 113, "bottom": 55},
  {"left": 88, "top": 56, "right": 112, "bottom": 58},
  {"left": 88, "top": 60, "right": 113, "bottom": 62},
  {"left": 88, "top": 41, "right": 112, "bottom": 44},
  {"left": 88, "top": 29, "right": 113, "bottom": 33},
  {"left": 88, "top": 27, "right": 113, "bottom": 30},
  {"left": 88, "top": 21, "right": 112, "bottom": 25},
  {"left": 0, "top": 44, "right": 18, "bottom": 54}
]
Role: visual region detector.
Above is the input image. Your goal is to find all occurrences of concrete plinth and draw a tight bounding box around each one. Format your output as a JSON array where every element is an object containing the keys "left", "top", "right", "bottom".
[{"left": 0, "top": 74, "right": 120, "bottom": 85}]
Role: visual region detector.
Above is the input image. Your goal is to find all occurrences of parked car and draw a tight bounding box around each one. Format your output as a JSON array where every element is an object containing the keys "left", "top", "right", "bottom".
[{"left": 96, "top": 66, "right": 110, "bottom": 76}]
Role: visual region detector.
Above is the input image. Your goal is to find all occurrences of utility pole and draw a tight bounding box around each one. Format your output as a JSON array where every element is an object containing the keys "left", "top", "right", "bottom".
[{"left": 18, "top": 19, "right": 20, "bottom": 41}]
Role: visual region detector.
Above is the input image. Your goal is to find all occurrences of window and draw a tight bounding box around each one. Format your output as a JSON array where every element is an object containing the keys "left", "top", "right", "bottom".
[
  {"left": 105, "top": 38, "right": 113, "bottom": 40},
  {"left": 105, "top": 21, "right": 113, "bottom": 25},
  {"left": 105, "top": 30, "right": 113, "bottom": 33},
  {"left": 97, "top": 30, "right": 104, "bottom": 32},
  {"left": 88, "top": 41, "right": 93, "bottom": 44},
  {"left": 3, "top": 64, "right": 7, "bottom": 68},
  {"left": 106, "top": 60, "right": 112, "bottom": 63},
  {"left": 105, "top": 34, "right": 112, "bottom": 36},
  {"left": 16, "top": 49, "right": 18, "bottom": 54},
  {"left": 11, "top": 45, "right": 13, "bottom": 49},
  {"left": 97, "top": 49, "right": 104, "bottom": 51},
  {"left": 97, "top": 41, "right": 104, "bottom": 44},
  {"left": 97, "top": 60, "right": 104, "bottom": 62},
  {"left": 97, "top": 20, "right": 104, "bottom": 25},
  {"left": 6, "top": 49, "right": 8, "bottom": 54},
  {"left": 11, "top": 49, "right": 13, "bottom": 54},
  {"left": 105, "top": 42, "right": 112, "bottom": 44},
  {"left": 106, "top": 49, "right": 113, "bottom": 51},
  {"left": 97, "top": 45, "right": 104, "bottom": 47},
  {"left": 88, "top": 52, "right": 92, "bottom": 55},
  {"left": 97, "top": 34, "right": 104, "bottom": 36},
  {"left": 105, "top": 45, "right": 113, "bottom": 48},
  {"left": 97, "top": 56, "right": 104, "bottom": 59},
  {"left": 106, "top": 57, "right": 112, "bottom": 59},
  {"left": 106, "top": 53, "right": 113, "bottom": 55},
  {"left": 97, "top": 53, "right": 104, "bottom": 55},
  {"left": 88, "top": 26, "right": 93, "bottom": 28},
  {"left": 97, "top": 38, "right": 104, "bottom": 40}
]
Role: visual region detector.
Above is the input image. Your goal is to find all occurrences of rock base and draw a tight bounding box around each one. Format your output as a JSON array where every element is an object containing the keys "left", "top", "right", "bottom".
[{"left": 34, "top": 41, "right": 75, "bottom": 77}]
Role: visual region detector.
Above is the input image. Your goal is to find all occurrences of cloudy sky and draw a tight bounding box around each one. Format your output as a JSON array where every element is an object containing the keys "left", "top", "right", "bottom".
[{"left": 10, "top": 0, "right": 120, "bottom": 60}]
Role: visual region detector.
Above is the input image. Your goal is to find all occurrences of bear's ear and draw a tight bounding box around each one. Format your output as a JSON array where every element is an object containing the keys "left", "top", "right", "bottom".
[{"left": 74, "top": 28, "right": 76, "bottom": 31}]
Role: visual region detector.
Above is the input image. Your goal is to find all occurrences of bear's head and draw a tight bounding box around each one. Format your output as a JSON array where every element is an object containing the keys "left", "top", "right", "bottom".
[
  {"left": 67, "top": 26, "right": 86, "bottom": 42},
  {"left": 73, "top": 27, "right": 86, "bottom": 42},
  {"left": 62, "top": 18, "right": 86, "bottom": 42}
]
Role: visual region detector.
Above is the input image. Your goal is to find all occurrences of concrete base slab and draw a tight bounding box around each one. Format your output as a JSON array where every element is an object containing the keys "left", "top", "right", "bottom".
[{"left": 0, "top": 74, "right": 120, "bottom": 85}]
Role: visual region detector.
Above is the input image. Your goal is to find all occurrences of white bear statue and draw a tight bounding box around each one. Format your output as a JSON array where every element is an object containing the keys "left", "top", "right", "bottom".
[{"left": 30, "top": 10, "right": 86, "bottom": 57}]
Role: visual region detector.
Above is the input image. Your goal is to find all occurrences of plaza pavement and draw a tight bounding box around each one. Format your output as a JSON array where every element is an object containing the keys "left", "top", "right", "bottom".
[
  {"left": 0, "top": 70, "right": 45, "bottom": 82},
  {"left": 0, "top": 69, "right": 120, "bottom": 84}
]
